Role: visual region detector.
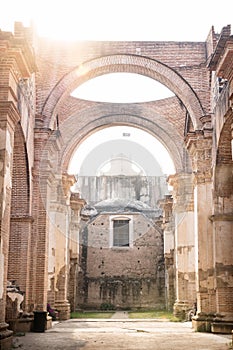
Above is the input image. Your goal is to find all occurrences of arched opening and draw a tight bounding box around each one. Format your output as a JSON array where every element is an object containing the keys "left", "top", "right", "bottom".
[
  {"left": 69, "top": 125, "right": 175, "bottom": 176},
  {"left": 67, "top": 125, "right": 174, "bottom": 310},
  {"left": 68, "top": 125, "right": 175, "bottom": 208},
  {"left": 39, "top": 51, "right": 197, "bottom": 318},
  {"left": 42, "top": 55, "right": 204, "bottom": 131}
]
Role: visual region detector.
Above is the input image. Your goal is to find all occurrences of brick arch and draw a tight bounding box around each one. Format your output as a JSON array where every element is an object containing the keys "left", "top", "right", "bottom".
[
  {"left": 59, "top": 112, "right": 190, "bottom": 174},
  {"left": 41, "top": 55, "right": 204, "bottom": 130}
]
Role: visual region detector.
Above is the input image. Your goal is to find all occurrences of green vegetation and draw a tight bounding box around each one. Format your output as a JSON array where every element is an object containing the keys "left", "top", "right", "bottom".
[
  {"left": 70, "top": 311, "right": 114, "bottom": 319},
  {"left": 70, "top": 309, "right": 180, "bottom": 321},
  {"left": 128, "top": 310, "right": 180, "bottom": 321}
]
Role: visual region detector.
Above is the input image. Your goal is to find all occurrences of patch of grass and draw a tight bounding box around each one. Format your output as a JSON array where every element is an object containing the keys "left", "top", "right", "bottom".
[
  {"left": 70, "top": 311, "right": 114, "bottom": 319},
  {"left": 128, "top": 310, "right": 180, "bottom": 321}
]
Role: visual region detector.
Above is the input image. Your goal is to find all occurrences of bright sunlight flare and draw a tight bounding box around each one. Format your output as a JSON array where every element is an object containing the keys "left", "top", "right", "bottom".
[{"left": 1, "top": 0, "right": 233, "bottom": 42}]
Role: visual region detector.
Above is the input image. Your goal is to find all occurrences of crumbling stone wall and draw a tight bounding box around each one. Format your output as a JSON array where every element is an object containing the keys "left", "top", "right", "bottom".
[
  {"left": 78, "top": 213, "right": 165, "bottom": 310},
  {"left": 77, "top": 175, "right": 168, "bottom": 208}
]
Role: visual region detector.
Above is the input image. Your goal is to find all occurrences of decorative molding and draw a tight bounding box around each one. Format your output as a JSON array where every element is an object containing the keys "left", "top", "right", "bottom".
[{"left": 209, "top": 213, "right": 233, "bottom": 222}]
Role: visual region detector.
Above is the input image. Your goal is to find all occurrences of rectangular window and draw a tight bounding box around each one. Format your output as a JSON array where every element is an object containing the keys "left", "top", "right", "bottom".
[{"left": 113, "top": 219, "right": 129, "bottom": 247}]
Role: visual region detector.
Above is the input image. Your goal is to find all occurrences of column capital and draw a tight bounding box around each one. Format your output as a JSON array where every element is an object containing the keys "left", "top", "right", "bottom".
[
  {"left": 70, "top": 192, "right": 86, "bottom": 212},
  {"left": 168, "top": 173, "right": 194, "bottom": 212},
  {"left": 158, "top": 195, "right": 173, "bottom": 225},
  {"left": 62, "top": 173, "right": 77, "bottom": 199},
  {"left": 199, "top": 114, "right": 213, "bottom": 133},
  {"left": 185, "top": 133, "right": 213, "bottom": 184}
]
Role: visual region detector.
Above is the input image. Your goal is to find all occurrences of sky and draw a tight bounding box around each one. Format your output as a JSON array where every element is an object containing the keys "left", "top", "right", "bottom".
[
  {"left": 0, "top": 0, "right": 232, "bottom": 42},
  {"left": 71, "top": 73, "right": 174, "bottom": 102}
]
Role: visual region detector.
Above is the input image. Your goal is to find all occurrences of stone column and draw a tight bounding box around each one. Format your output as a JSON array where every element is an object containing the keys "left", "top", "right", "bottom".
[
  {"left": 168, "top": 173, "right": 195, "bottom": 319},
  {"left": 187, "top": 134, "right": 215, "bottom": 332},
  {"left": 29, "top": 126, "right": 53, "bottom": 312},
  {"left": 50, "top": 174, "right": 76, "bottom": 320},
  {"left": 158, "top": 195, "right": 175, "bottom": 311},
  {"left": 0, "top": 103, "right": 20, "bottom": 348},
  {"left": 68, "top": 192, "right": 86, "bottom": 312}
]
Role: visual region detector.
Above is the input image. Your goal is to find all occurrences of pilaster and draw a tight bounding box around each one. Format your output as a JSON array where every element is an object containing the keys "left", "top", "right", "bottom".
[
  {"left": 158, "top": 195, "right": 175, "bottom": 311},
  {"left": 30, "top": 127, "right": 53, "bottom": 312},
  {"left": 48, "top": 173, "right": 77, "bottom": 320},
  {"left": 210, "top": 111, "right": 233, "bottom": 331},
  {"left": 187, "top": 132, "right": 215, "bottom": 331},
  {"left": 168, "top": 172, "right": 195, "bottom": 319},
  {"left": 69, "top": 192, "right": 86, "bottom": 312},
  {"left": 0, "top": 103, "right": 20, "bottom": 348}
]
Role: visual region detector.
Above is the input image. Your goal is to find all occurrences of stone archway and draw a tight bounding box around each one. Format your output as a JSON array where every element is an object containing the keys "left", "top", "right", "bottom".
[
  {"left": 37, "top": 53, "right": 199, "bottom": 318},
  {"left": 34, "top": 34, "right": 212, "bottom": 327},
  {"left": 59, "top": 113, "right": 189, "bottom": 174},
  {"left": 40, "top": 55, "right": 205, "bottom": 131}
]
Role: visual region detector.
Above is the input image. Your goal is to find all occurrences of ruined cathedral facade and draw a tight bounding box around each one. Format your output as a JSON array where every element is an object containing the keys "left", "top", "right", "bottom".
[{"left": 0, "top": 22, "right": 233, "bottom": 348}]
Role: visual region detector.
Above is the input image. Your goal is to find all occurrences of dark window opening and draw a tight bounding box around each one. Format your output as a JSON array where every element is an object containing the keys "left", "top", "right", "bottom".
[{"left": 113, "top": 219, "right": 129, "bottom": 247}]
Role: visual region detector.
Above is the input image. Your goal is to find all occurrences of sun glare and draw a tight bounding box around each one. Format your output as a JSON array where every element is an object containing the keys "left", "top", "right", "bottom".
[{"left": 1, "top": 0, "right": 232, "bottom": 42}]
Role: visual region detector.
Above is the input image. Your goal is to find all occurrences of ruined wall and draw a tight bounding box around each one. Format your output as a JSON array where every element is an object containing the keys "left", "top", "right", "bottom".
[
  {"left": 209, "top": 35, "right": 233, "bottom": 324},
  {"left": 0, "top": 24, "right": 36, "bottom": 346},
  {"left": 78, "top": 213, "right": 165, "bottom": 310},
  {"left": 77, "top": 175, "right": 168, "bottom": 208}
]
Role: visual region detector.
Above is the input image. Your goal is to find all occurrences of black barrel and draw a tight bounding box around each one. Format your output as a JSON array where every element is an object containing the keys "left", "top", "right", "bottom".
[{"left": 33, "top": 311, "right": 47, "bottom": 332}]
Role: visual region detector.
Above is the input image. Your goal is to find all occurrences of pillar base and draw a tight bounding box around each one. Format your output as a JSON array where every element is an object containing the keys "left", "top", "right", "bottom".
[
  {"left": 211, "top": 322, "right": 233, "bottom": 334},
  {"left": 192, "top": 313, "right": 215, "bottom": 332},
  {"left": 192, "top": 312, "right": 233, "bottom": 334},
  {"left": 211, "top": 313, "right": 233, "bottom": 334},
  {"left": 8, "top": 316, "right": 33, "bottom": 333},
  {"left": 0, "top": 322, "right": 13, "bottom": 350},
  {"left": 173, "top": 300, "right": 191, "bottom": 321},
  {"left": 54, "top": 301, "right": 70, "bottom": 320}
]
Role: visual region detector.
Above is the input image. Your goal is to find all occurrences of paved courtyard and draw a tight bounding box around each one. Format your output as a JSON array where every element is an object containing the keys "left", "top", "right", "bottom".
[{"left": 12, "top": 315, "right": 232, "bottom": 350}]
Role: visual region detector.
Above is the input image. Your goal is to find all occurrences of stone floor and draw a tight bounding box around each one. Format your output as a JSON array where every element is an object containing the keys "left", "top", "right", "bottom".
[{"left": 12, "top": 313, "right": 232, "bottom": 350}]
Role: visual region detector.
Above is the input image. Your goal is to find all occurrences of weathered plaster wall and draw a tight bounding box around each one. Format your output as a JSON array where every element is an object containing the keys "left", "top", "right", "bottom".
[
  {"left": 78, "top": 213, "right": 165, "bottom": 309},
  {"left": 77, "top": 175, "right": 168, "bottom": 208}
]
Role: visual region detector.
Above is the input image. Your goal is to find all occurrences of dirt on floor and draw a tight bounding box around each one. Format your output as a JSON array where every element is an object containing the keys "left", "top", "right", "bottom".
[{"left": 12, "top": 316, "right": 232, "bottom": 350}]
